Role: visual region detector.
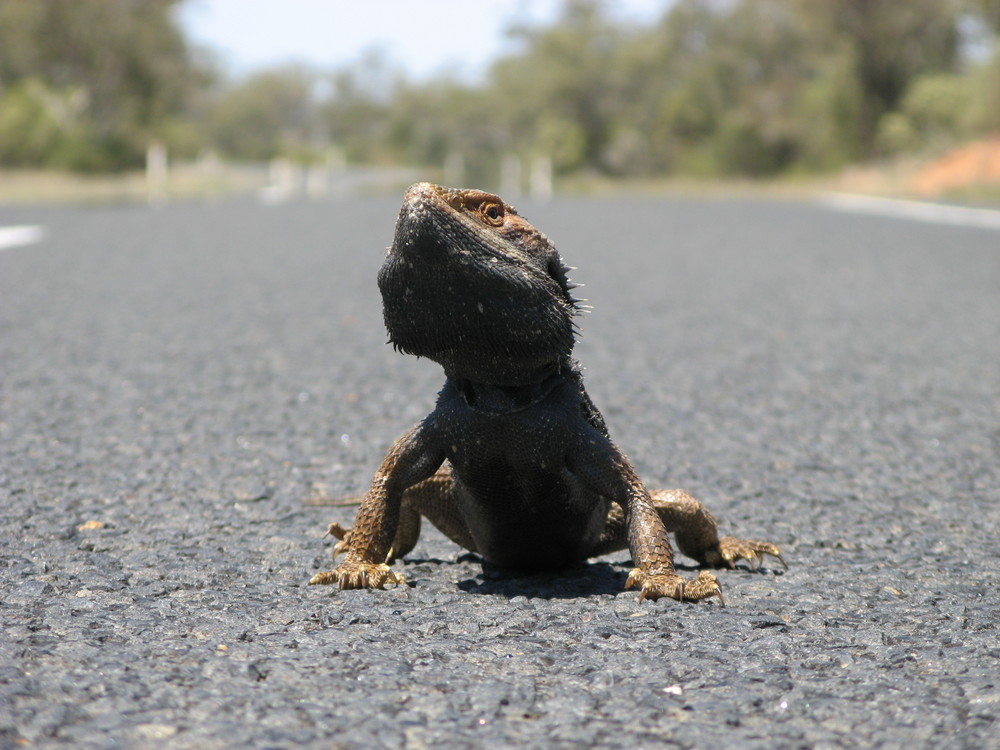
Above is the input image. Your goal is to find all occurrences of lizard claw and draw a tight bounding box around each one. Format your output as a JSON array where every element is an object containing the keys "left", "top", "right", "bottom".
[
  {"left": 716, "top": 536, "right": 786, "bottom": 571},
  {"left": 625, "top": 569, "right": 723, "bottom": 604},
  {"left": 309, "top": 561, "right": 405, "bottom": 589}
]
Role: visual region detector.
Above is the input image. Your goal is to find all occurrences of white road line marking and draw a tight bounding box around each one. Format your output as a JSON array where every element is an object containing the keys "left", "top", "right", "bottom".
[
  {"left": 0, "top": 225, "right": 46, "bottom": 250},
  {"left": 819, "top": 193, "right": 1000, "bottom": 231}
]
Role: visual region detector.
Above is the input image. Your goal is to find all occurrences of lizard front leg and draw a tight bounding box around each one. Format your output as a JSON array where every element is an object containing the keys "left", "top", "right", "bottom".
[
  {"left": 569, "top": 439, "right": 722, "bottom": 603},
  {"left": 592, "top": 490, "right": 785, "bottom": 573},
  {"left": 309, "top": 424, "right": 444, "bottom": 589},
  {"left": 323, "top": 465, "right": 478, "bottom": 564},
  {"left": 619, "top": 462, "right": 723, "bottom": 603}
]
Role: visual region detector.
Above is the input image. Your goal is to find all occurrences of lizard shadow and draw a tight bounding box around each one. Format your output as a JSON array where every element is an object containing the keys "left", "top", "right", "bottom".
[
  {"left": 403, "top": 555, "right": 782, "bottom": 600},
  {"left": 455, "top": 560, "right": 628, "bottom": 599},
  {"left": 398, "top": 554, "right": 626, "bottom": 599}
]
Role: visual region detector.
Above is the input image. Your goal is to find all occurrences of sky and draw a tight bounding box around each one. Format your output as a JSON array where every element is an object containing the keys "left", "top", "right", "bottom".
[{"left": 178, "top": 0, "right": 668, "bottom": 82}]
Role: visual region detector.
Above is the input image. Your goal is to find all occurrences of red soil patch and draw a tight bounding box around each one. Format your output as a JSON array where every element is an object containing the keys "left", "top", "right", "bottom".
[{"left": 912, "top": 136, "right": 1000, "bottom": 196}]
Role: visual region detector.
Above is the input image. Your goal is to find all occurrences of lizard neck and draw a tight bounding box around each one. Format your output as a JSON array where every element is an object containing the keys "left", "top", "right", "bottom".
[{"left": 450, "top": 361, "right": 570, "bottom": 416}]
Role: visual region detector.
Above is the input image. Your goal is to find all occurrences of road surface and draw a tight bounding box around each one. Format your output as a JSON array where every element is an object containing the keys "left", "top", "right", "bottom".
[{"left": 1, "top": 193, "right": 998, "bottom": 748}]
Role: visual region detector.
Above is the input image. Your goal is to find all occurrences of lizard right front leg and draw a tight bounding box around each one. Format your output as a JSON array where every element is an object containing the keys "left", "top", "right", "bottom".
[
  {"left": 319, "top": 464, "right": 478, "bottom": 566},
  {"left": 309, "top": 424, "right": 443, "bottom": 589}
]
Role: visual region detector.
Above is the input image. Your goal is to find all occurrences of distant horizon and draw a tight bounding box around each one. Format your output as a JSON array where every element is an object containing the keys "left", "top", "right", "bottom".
[{"left": 178, "top": 0, "right": 668, "bottom": 81}]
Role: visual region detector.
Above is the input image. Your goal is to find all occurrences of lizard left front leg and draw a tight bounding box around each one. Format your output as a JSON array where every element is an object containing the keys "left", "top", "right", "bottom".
[
  {"left": 593, "top": 489, "right": 785, "bottom": 574},
  {"left": 620, "top": 475, "right": 724, "bottom": 603},
  {"left": 652, "top": 490, "right": 788, "bottom": 570},
  {"left": 570, "top": 442, "right": 722, "bottom": 603},
  {"left": 650, "top": 489, "right": 785, "bottom": 571}
]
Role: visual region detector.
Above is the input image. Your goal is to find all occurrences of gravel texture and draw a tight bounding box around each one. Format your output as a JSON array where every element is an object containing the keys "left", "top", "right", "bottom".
[{"left": 1, "top": 194, "right": 998, "bottom": 749}]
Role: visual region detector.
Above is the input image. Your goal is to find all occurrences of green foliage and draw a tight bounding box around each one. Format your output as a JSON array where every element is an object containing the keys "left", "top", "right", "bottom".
[
  {"left": 965, "top": 50, "right": 1000, "bottom": 132},
  {"left": 794, "top": 51, "right": 865, "bottom": 170},
  {"left": 2, "top": 0, "right": 999, "bottom": 179},
  {"left": 876, "top": 66, "right": 993, "bottom": 156},
  {"left": 0, "top": 80, "right": 66, "bottom": 167},
  {"left": 338, "top": 0, "right": 996, "bottom": 181},
  {"left": 208, "top": 67, "right": 319, "bottom": 161},
  {"left": 0, "top": 0, "right": 208, "bottom": 171},
  {"left": 803, "top": 0, "right": 961, "bottom": 151},
  {"left": 319, "top": 50, "right": 402, "bottom": 164},
  {"left": 206, "top": 0, "right": 998, "bottom": 180},
  {"left": 710, "top": 115, "right": 781, "bottom": 177},
  {"left": 903, "top": 74, "right": 975, "bottom": 138}
]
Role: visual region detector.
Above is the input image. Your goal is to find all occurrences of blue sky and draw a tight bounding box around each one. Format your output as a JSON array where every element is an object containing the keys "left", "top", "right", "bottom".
[{"left": 179, "top": 0, "right": 668, "bottom": 81}]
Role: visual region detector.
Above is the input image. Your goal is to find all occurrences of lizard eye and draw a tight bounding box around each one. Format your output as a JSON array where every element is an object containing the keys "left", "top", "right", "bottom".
[{"left": 481, "top": 202, "right": 504, "bottom": 225}]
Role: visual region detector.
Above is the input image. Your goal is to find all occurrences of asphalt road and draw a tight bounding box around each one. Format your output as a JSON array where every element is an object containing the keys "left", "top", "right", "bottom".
[{"left": 1, "top": 191, "right": 998, "bottom": 749}]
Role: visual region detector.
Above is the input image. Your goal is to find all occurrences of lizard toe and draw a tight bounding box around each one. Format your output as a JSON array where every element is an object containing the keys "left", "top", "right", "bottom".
[{"left": 718, "top": 536, "right": 786, "bottom": 571}]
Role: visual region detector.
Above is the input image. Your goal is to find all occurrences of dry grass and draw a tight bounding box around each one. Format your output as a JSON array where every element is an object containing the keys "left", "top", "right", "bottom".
[
  {"left": 3, "top": 152, "right": 998, "bottom": 207},
  {"left": 0, "top": 162, "right": 267, "bottom": 205}
]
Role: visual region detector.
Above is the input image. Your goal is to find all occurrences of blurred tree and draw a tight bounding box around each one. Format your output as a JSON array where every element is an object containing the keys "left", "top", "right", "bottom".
[
  {"left": 0, "top": 0, "right": 209, "bottom": 170},
  {"left": 0, "top": 79, "right": 79, "bottom": 167},
  {"left": 968, "top": 54, "right": 1000, "bottom": 132},
  {"left": 327, "top": 0, "right": 994, "bottom": 181},
  {"left": 640, "top": 0, "right": 730, "bottom": 174},
  {"left": 322, "top": 50, "right": 399, "bottom": 164},
  {"left": 689, "top": 0, "right": 812, "bottom": 175},
  {"left": 208, "top": 66, "right": 320, "bottom": 161},
  {"left": 964, "top": 0, "right": 1000, "bottom": 132},
  {"left": 3, "top": 0, "right": 996, "bottom": 179},
  {"left": 386, "top": 82, "right": 503, "bottom": 176},
  {"left": 901, "top": 73, "right": 975, "bottom": 142},
  {"left": 968, "top": 0, "right": 1000, "bottom": 32},
  {"left": 490, "top": 0, "right": 629, "bottom": 172},
  {"left": 801, "top": 0, "right": 962, "bottom": 158}
]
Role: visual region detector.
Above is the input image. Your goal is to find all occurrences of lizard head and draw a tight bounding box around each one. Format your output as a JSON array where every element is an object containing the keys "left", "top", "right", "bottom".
[{"left": 378, "top": 182, "right": 580, "bottom": 386}]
